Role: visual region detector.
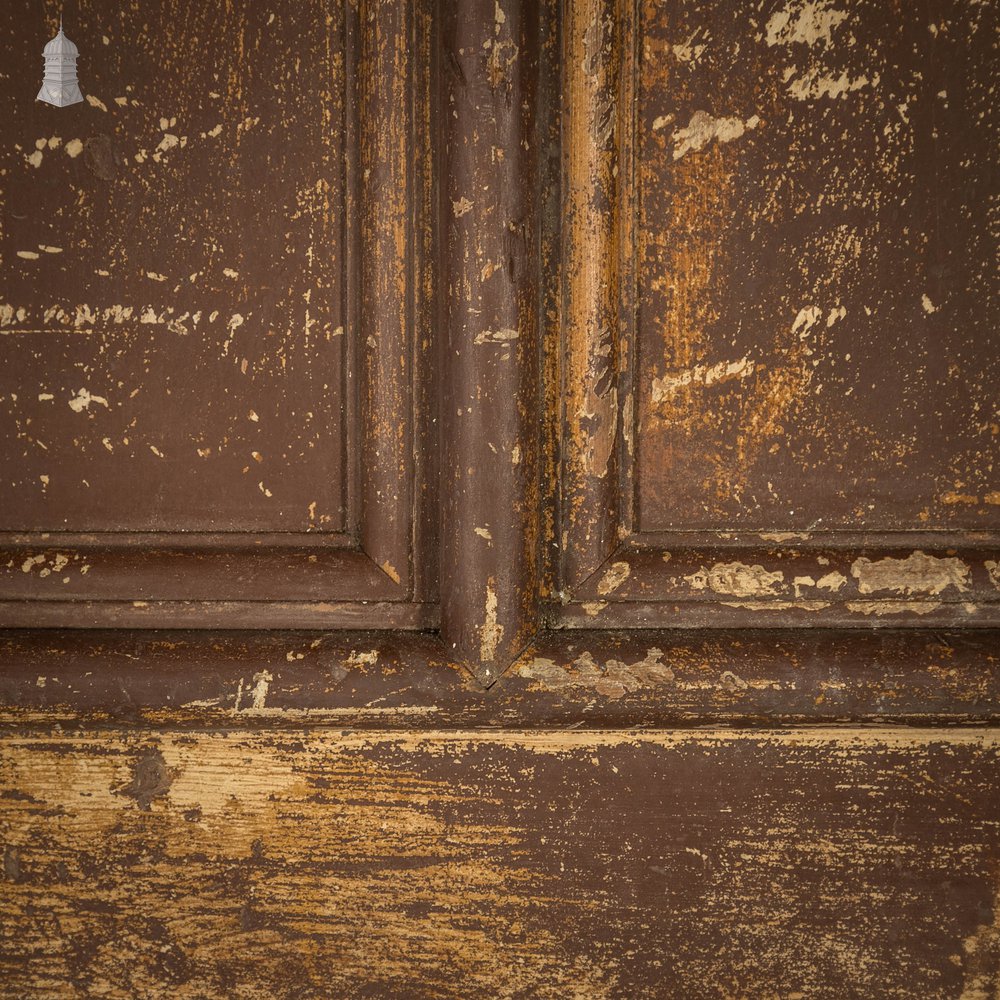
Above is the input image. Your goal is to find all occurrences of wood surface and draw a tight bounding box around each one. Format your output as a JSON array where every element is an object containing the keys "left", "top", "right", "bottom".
[
  {"left": 2, "top": 0, "right": 352, "bottom": 535},
  {"left": 1, "top": 728, "right": 999, "bottom": 998},
  {"left": 439, "top": 0, "right": 542, "bottom": 682},
  {"left": 0, "top": 1, "right": 997, "bottom": 995},
  {"left": 0, "top": 0, "right": 433, "bottom": 623},
  {"left": 0, "top": 0, "right": 995, "bottom": 663},
  {"left": 559, "top": 0, "right": 635, "bottom": 590},
  {"left": 633, "top": 0, "right": 996, "bottom": 533},
  {"left": 0, "top": 628, "right": 996, "bottom": 730},
  {"left": 554, "top": 0, "right": 999, "bottom": 633}
]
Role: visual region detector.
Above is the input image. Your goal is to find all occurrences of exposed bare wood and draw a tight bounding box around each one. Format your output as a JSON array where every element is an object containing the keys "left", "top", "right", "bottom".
[
  {"left": 358, "top": 0, "right": 416, "bottom": 594},
  {"left": 554, "top": 0, "right": 999, "bottom": 635},
  {"left": 1, "top": 728, "right": 998, "bottom": 997},
  {"left": 559, "top": 0, "right": 633, "bottom": 588},
  {"left": 0, "top": 3, "right": 996, "bottom": 993},
  {"left": 558, "top": 540, "right": 1000, "bottom": 629}
]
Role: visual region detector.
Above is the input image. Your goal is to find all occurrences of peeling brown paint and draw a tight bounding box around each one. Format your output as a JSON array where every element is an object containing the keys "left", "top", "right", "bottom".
[
  {"left": 2, "top": 728, "right": 998, "bottom": 997},
  {"left": 521, "top": 647, "right": 674, "bottom": 700},
  {"left": 847, "top": 600, "right": 943, "bottom": 617},
  {"left": 439, "top": 0, "right": 542, "bottom": 682},
  {"left": 721, "top": 599, "right": 830, "bottom": 612},
  {"left": 630, "top": 0, "right": 997, "bottom": 534},
  {"left": 0, "top": 0, "right": 437, "bottom": 632},
  {"left": 0, "top": 6, "right": 996, "bottom": 994},
  {"left": 958, "top": 875, "right": 1000, "bottom": 1000}
]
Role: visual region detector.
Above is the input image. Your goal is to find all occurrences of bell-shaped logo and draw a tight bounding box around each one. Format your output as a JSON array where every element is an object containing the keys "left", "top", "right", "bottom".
[{"left": 37, "top": 18, "right": 84, "bottom": 108}]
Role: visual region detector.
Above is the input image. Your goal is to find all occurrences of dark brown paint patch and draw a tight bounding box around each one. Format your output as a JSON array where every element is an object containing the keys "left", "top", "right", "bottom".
[{"left": 114, "top": 746, "right": 172, "bottom": 811}]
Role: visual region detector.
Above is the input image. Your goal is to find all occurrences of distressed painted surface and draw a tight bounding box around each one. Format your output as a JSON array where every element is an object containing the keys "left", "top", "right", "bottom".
[
  {"left": 0, "top": 541, "right": 409, "bottom": 611},
  {"left": 1, "top": 728, "right": 998, "bottom": 997},
  {"left": 0, "top": 9, "right": 997, "bottom": 996},
  {"left": 559, "top": 0, "right": 634, "bottom": 589},
  {"left": 0, "top": 0, "right": 350, "bottom": 532},
  {"left": 516, "top": 629, "right": 1000, "bottom": 720},
  {"left": 440, "top": 0, "right": 542, "bottom": 681},
  {"left": 636, "top": 0, "right": 998, "bottom": 531},
  {"left": 562, "top": 540, "right": 1000, "bottom": 627},
  {"left": 0, "top": 0, "right": 437, "bottom": 624},
  {"left": 359, "top": 0, "right": 422, "bottom": 595},
  {"left": 1, "top": 628, "right": 998, "bottom": 728}
]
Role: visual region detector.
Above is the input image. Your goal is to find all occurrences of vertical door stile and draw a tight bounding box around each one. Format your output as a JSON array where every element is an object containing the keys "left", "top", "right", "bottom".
[{"left": 440, "top": 0, "right": 542, "bottom": 684}]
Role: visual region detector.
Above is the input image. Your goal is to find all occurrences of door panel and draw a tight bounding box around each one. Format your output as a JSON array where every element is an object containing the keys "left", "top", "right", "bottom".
[
  {"left": 0, "top": 2, "right": 993, "bottom": 665},
  {"left": 635, "top": 0, "right": 996, "bottom": 535},
  {"left": 2, "top": 0, "right": 350, "bottom": 534},
  {"left": 0, "top": 0, "right": 436, "bottom": 626},
  {"left": 555, "top": 0, "right": 999, "bottom": 631}
]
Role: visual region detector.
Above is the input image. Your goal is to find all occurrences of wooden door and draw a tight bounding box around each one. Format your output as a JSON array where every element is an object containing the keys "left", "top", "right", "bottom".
[{"left": 1, "top": 1, "right": 997, "bottom": 996}]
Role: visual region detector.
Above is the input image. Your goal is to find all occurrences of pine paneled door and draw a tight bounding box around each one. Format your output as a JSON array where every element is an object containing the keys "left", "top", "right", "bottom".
[{"left": 1, "top": 1, "right": 997, "bottom": 996}]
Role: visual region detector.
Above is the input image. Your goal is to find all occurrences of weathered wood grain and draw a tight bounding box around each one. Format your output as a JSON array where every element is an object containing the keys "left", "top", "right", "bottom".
[
  {"left": 1, "top": 728, "right": 998, "bottom": 997},
  {"left": 559, "top": 0, "right": 635, "bottom": 590},
  {"left": 358, "top": 0, "right": 420, "bottom": 596},
  {"left": 0, "top": 5, "right": 996, "bottom": 994}
]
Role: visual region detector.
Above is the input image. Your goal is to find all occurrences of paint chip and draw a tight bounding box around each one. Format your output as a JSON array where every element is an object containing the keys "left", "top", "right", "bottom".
[
  {"left": 766, "top": 1, "right": 848, "bottom": 47},
  {"left": 597, "top": 561, "right": 632, "bottom": 596},
  {"left": 68, "top": 388, "right": 109, "bottom": 413},
  {"left": 851, "top": 551, "right": 970, "bottom": 596},
  {"left": 474, "top": 327, "right": 519, "bottom": 344},
  {"left": 685, "top": 562, "right": 784, "bottom": 597},
  {"left": 787, "top": 70, "right": 873, "bottom": 101},
  {"left": 480, "top": 581, "right": 504, "bottom": 662},
  {"left": 671, "top": 111, "right": 760, "bottom": 160},
  {"left": 652, "top": 357, "right": 756, "bottom": 401}
]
